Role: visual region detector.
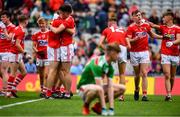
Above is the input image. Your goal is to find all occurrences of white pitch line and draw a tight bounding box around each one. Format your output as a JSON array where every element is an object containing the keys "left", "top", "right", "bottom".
[{"left": 0, "top": 98, "right": 44, "bottom": 110}]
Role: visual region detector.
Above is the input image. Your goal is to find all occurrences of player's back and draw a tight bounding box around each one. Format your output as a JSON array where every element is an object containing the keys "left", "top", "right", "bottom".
[
  {"left": 60, "top": 15, "right": 75, "bottom": 46},
  {"left": 102, "top": 25, "right": 126, "bottom": 46}
]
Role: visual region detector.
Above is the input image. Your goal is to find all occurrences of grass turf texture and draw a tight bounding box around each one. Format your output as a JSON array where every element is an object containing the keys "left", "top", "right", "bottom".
[{"left": 0, "top": 92, "right": 180, "bottom": 116}]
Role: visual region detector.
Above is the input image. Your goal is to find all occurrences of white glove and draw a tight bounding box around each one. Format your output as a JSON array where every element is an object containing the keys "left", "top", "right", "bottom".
[
  {"left": 166, "top": 42, "right": 173, "bottom": 47},
  {"left": 0, "top": 21, "right": 6, "bottom": 29}
]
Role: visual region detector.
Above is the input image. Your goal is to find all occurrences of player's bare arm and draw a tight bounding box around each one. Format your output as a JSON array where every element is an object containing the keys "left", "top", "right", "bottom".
[
  {"left": 99, "top": 35, "right": 106, "bottom": 50},
  {"left": 149, "top": 22, "right": 160, "bottom": 29},
  {"left": 49, "top": 24, "right": 65, "bottom": 34},
  {"left": 65, "top": 27, "right": 75, "bottom": 35},
  {"left": 32, "top": 41, "right": 38, "bottom": 53},
  {"left": 15, "top": 39, "right": 24, "bottom": 53},
  {"left": 149, "top": 30, "right": 163, "bottom": 39},
  {"left": 126, "top": 35, "right": 139, "bottom": 43}
]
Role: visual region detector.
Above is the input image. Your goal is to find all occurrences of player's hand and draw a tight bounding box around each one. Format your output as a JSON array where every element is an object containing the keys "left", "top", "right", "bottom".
[
  {"left": 0, "top": 21, "right": 6, "bottom": 29},
  {"left": 166, "top": 41, "right": 173, "bottom": 47}
]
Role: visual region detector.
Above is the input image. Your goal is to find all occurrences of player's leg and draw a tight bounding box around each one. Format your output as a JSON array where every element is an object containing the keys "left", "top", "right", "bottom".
[
  {"left": 139, "top": 51, "right": 150, "bottom": 101},
  {"left": 133, "top": 65, "right": 140, "bottom": 101},
  {"left": 170, "top": 56, "right": 179, "bottom": 92},
  {"left": 162, "top": 64, "right": 171, "bottom": 101},
  {"left": 130, "top": 52, "right": 140, "bottom": 101},
  {"left": 0, "top": 62, "right": 9, "bottom": 95},
  {"left": 161, "top": 54, "right": 172, "bottom": 101},
  {"left": 14, "top": 61, "right": 27, "bottom": 88},
  {"left": 140, "top": 63, "right": 149, "bottom": 101},
  {"left": 45, "top": 61, "right": 59, "bottom": 98},
  {"left": 118, "top": 62, "right": 126, "bottom": 101},
  {"left": 118, "top": 45, "right": 127, "bottom": 101},
  {"left": 6, "top": 62, "right": 19, "bottom": 98},
  {"left": 79, "top": 84, "right": 107, "bottom": 115},
  {"left": 59, "top": 62, "right": 72, "bottom": 99},
  {"left": 0, "top": 53, "right": 10, "bottom": 96},
  {"left": 92, "top": 84, "right": 126, "bottom": 115}
]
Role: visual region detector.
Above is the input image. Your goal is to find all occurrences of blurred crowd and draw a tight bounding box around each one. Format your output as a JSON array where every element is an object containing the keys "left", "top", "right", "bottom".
[{"left": 1, "top": 0, "right": 180, "bottom": 75}]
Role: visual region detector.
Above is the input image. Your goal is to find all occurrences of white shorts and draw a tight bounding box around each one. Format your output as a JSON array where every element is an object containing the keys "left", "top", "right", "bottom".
[
  {"left": 130, "top": 50, "right": 150, "bottom": 66},
  {"left": 118, "top": 45, "right": 127, "bottom": 63},
  {"left": 36, "top": 58, "right": 49, "bottom": 67},
  {"left": 60, "top": 44, "right": 74, "bottom": 62},
  {"left": 0, "top": 52, "right": 10, "bottom": 62},
  {"left": 161, "top": 54, "right": 179, "bottom": 66},
  {"left": 47, "top": 46, "right": 61, "bottom": 62},
  {"left": 9, "top": 53, "right": 23, "bottom": 63}
]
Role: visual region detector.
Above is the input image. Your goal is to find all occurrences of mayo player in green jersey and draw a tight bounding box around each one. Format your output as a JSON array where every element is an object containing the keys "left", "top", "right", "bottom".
[{"left": 77, "top": 43, "right": 126, "bottom": 116}]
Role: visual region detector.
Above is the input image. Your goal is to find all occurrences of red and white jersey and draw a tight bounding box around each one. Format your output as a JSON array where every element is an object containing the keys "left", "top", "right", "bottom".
[
  {"left": 160, "top": 25, "right": 180, "bottom": 56},
  {"left": 102, "top": 25, "right": 127, "bottom": 46},
  {"left": 48, "top": 19, "right": 61, "bottom": 48},
  {"left": 0, "top": 23, "right": 15, "bottom": 52},
  {"left": 60, "top": 16, "right": 75, "bottom": 46},
  {"left": 126, "top": 22, "right": 151, "bottom": 52},
  {"left": 10, "top": 25, "right": 25, "bottom": 54},
  {"left": 32, "top": 30, "right": 49, "bottom": 59}
]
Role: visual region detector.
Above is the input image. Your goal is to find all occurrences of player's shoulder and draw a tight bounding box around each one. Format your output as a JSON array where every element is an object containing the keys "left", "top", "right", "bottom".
[
  {"left": 172, "top": 25, "right": 180, "bottom": 29},
  {"left": 7, "top": 23, "right": 16, "bottom": 28},
  {"left": 33, "top": 30, "right": 41, "bottom": 35},
  {"left": 66, "top": 15, "right": 74, "bottom": 22},
  {"left": 128, "top": 23, "right": 136, "bottom": 28}
]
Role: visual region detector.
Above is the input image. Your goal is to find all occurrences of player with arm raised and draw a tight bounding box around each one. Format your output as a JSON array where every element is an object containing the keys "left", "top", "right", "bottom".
[
  {"left": 126, "top": 10, "right": 163, "bottom": 101},
  {"left": 150, "top": 11, "right": 180, "bottom": 101}
]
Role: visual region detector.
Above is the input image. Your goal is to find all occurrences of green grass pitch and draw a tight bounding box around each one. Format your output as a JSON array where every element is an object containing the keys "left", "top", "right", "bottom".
[{"left": 0, "top": 92, "right": 180, "bottom": 116}]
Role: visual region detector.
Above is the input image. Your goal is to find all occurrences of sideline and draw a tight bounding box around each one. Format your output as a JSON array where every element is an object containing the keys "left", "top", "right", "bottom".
[{"left": 0, "top": 98, "right": 44, "bottom": 110}]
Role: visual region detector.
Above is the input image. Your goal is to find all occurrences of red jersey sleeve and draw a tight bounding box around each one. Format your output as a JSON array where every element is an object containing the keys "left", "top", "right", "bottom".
[
  {"left": 62, "top": 16, "right": 75, "bottom": 28},
  {"left": 102, "top": 28, "right": 108, "bottom": 37},
  {"left": 176, "top": 26, "right": 180, "bottom": 33},
  {"left": 31, "top": 33, "right": 37, "bottom": 41},
  {"left": 126, "top": 26, "right": 133, "bottom": 38},
  {"left": 146, "top": 24, "right": 151, "bottom": 33},
  {"left": 15, "top": 29, "right": 24, "bottom": 41}
]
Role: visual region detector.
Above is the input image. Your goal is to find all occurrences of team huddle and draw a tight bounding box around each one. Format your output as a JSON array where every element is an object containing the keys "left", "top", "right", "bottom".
[{"left": 0, "top": 3, "right": 180, "bottom": 116}]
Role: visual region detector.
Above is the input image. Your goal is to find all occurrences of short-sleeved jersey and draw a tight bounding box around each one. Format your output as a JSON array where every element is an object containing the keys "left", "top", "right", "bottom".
[
  {"left": 160, "top": 25, "right": 180, "bottom": 56},
  {"left": 10, "top": 25, "right": 25, "bottom": 54},
  {"left": 77, "top": 55, "right": 114, "bottom": 89},
  {"left": 48, "top": 19, "right": 61, "bottom": 48},
  {"left": 126, "top": 22, "right": 151, "bottom": 52},
  {"left": 32, "top": 30, "right": 49, "bottom": 59},
  {"left": 102, "top": 26, "right": 127, "bottom": 46},
  {"left": 0, "top": 23, "right": 15, "bottom": 52},
  {"left": 60, "top": 16, "right": 75, "bottom": 46}
]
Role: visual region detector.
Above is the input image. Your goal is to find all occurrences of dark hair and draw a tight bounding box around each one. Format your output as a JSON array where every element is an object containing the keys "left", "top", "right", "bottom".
[
  {"left": 163, "top": 11, "right": 174, "bottom": 18},
  {"left": 132, "top": 10, "right": 141, "bottom": 16},
  {"left": 0, "top": 11, "right": 11, "bottom": 18},
  {"left": 106, "top": 43, "right": 121, "bottom": 53},
  {"left": 59, "top": 4, "right": 72, "bottom": 13},
  {"left": 18, "top": 14, "right": 28, "bottom": 23}
]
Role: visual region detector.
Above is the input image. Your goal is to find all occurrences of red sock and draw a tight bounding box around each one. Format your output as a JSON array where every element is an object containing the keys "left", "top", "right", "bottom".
[
  {"left": 46, "top": 89, "right": 52, "bottom": 97},
  {"left": 14, "top": 74, "right": 24, "bottom": 87},
  {"left": 51, "top": 86, "right": 56, "bottom": 93},
  {"left": 143, "top": 91, "right": 147, "bottom": 96},
  {"left": 55, "top": 87, "right": 60, "bottom": 92},
  {"left": 7, "top": 76, "right": 16, "bottom": 91}
]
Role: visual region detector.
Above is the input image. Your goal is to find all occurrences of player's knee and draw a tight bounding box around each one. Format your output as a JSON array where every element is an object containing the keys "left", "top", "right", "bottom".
[
  {"left": 97, "top": 86, "right": 104, "bottom": 94},
  {"left": 164, "top": 72, "right": 170, "bottom": 79},
  {"left": 22, "top": 72, "right": 27, "bottom": 77}
]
